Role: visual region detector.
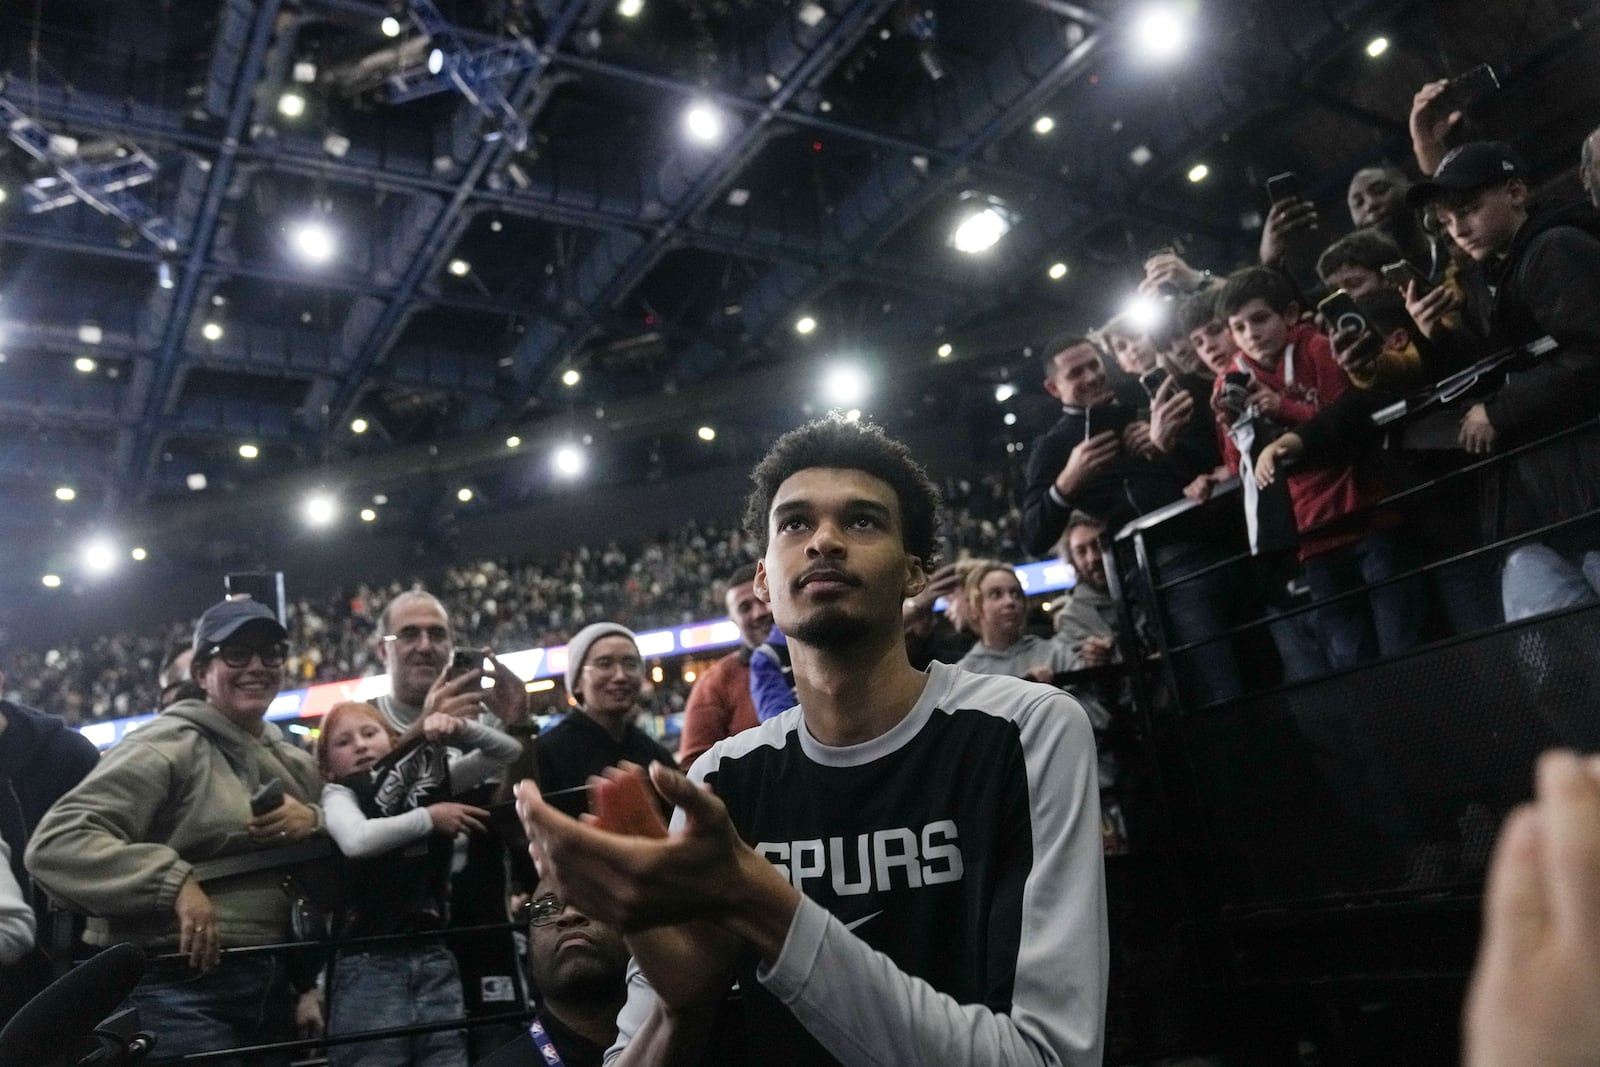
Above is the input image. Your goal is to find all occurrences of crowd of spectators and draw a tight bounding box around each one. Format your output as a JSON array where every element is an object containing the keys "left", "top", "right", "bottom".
[{"left": 2, "top": 474, "right": 1025, "bottom": 724}]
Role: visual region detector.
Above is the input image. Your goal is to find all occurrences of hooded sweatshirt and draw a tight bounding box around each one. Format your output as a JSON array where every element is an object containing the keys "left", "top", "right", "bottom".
[{"left": 25, "top": 699, "right": 321, "bottom": 949}]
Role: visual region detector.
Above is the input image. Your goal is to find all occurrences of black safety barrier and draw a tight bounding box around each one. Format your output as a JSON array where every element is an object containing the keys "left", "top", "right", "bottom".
[{"left": 1095, "top": 348, "right": 1600, "bottom": 1058}]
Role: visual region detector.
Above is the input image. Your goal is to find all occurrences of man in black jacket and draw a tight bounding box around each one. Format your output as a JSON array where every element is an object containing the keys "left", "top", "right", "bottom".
[
  {"left": 1407, "top": 141, "right": 1600, "bottom": 621},
  {"left": 1021, "top": 338, "right": 1241, "bottom": 705}
]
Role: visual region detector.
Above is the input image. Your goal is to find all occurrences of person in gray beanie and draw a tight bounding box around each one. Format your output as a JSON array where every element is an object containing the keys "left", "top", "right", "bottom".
[{"left": 533, "top": 623, "right": 677, "bottom": 819}]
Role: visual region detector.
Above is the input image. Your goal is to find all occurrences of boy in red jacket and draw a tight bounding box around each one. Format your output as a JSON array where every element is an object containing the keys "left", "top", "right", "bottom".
[{"left": 1215, "top": 268, "right": 1424, "bottom": 668}]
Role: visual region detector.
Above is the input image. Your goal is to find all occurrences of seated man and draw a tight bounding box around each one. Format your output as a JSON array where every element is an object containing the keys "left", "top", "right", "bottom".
[
  {"left": 519, "top": 415, "right": 1108, "bottom": 1066},
  {"left": 476, "top": 876, "right": 630, "bottom": 1067}
]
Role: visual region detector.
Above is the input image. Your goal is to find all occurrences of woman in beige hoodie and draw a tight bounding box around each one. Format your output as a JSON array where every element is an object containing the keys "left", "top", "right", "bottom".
[{"left": 27, "top": 597, "right": 323, "bottom": 1067}]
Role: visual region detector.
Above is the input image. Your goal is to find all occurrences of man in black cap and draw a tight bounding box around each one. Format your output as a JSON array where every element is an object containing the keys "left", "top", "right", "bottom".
[{"left": 1406, "top": 141, "right": 1600, "bottom": 621}]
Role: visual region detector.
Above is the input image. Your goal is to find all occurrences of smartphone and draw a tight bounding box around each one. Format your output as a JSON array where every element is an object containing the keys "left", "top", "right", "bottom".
[
  {"left": 1316, "top": 288, "right": 1372, "bottom": 338},
  {"left": 1139, "top": 366, "right": 1171, "bottom": 399},
  {"left": 1444, "top": 63, "right": 1500, "bottom": 107},
  {"left": 1217, "top": 371, "right": 1253, "bottom": 420},
  {"left": 1381, "top": 260, "right": 1434, "bottom": 296},
  {"left": 447, "top": 649, "right": 478, "bottom": 680},
  {"left": 250, "top": 778, "right": 284, "bottom": 816},
  {"left": 1084, "top": 403, "right": 1134, "bottom": 442},
  {"left": 1265, "top": 171, "right": 1302, "bottom": 204}
]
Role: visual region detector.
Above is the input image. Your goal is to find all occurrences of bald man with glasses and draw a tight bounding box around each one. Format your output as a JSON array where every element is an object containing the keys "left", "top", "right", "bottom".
[{"left": 373, "top": 589, "right": 526, "bottom": 734}]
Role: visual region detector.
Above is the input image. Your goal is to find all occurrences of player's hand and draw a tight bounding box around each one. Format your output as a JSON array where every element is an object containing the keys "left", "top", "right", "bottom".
[
  {"left": 1464, "top": 751, "right": 1600, "bottom": 1067},
  {"left": 1054, "top": 430, "right": 1120, "bottom": 498}
]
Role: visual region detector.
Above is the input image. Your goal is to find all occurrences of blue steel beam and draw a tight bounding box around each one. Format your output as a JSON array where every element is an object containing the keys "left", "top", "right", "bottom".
[
  {"left": 500, "top": 0, "right": 900, "bottom": 408},
  {"left": 322, "top": 0, "right": 594, "bottom": 431},
  {"left": 124, "top": 0, "right": 288, "bottom": 503}
]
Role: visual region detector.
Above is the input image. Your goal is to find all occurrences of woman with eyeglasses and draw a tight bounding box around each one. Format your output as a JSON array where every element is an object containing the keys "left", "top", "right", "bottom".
[
  {"left": 26, "top": 597, "right": 323, "bottom": 1067},
  {"left": 531, "top": 623, "right": 677, "bottom": 821}
]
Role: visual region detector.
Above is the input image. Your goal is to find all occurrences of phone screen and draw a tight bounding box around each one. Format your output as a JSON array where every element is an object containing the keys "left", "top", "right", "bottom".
[{"left": 1266, "top": 172, "right": 1302, "bottom": 204}]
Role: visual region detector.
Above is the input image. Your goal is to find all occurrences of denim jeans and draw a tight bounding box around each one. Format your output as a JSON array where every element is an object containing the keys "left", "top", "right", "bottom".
[
  {"left": 327, "top": 943, "right": 467, "bottom": 1067},
  {"left": 1303, "top": 532, "right": 1426, "bottom": 670},
  {"left": 124, "top": 953, "right": 292, "bottom": 1067},
  {"left": 1501, "top": 543, "right": 1600, "bottom": 622},
  {"left": 1154, "top": 545, "right": 1244, "bottom": 706}
]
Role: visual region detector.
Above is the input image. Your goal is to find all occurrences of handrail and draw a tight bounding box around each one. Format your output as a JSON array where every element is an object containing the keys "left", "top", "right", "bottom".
[
  {"left": 144, "top": 917, "right": 525, "bottom": 965},
  {"left": 148, "top": 1008, "right": 536, "bottom": 1064}
]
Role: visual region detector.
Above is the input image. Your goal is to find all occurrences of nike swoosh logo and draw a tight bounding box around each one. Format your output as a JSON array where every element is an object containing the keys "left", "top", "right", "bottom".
[{"left": 844, "top": 910, "right": 882, "bottom": 933}]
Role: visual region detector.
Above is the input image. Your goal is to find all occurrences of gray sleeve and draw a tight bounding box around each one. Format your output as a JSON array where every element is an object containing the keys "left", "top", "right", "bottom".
[
  {"left": 605, "top": 960, "right": 661, "bottom": 1063},
  {"left": 448, "top": 720, "right": 524, "bottom": 792},
  {"left": 754, "top": 691, "right": 1107, "bottom": 1067}
]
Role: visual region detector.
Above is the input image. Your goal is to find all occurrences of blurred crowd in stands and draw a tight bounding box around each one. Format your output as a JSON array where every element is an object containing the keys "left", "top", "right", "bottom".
[{"left": 2, "top": 474, "right": 1024, "bottom": 724}]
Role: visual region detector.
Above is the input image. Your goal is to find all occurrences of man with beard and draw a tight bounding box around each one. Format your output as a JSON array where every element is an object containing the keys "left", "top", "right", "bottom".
[
  {"left": 516, "top": 415, "right": 1107, "bottom": 1067},
  {"left": 678, "top": 564, "right": 771, "bottom": 765},
  {"left": 475, "top": 876, "right": 630, "bottom": 1067}
]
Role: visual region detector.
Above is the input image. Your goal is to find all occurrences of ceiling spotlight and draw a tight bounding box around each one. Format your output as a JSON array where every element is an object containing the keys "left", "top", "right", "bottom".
[
  {"left": 54, "top": 486, "right": 76, "bottom": 502},
  {"left": 456, "top": 487, "right": 474, "bottom": 502},
  {"left": 447, "top": 258, "right": 471, "bottom": 276},
  {"left": 697, "top": 425, "right": 716, "bottom": 442},
  {"left": 1048, "top": 261, "right": 1069, "bottom": 280},
  {"left": 994, "top": 383, "right": 1017, "bottom": 403},
  {"left": 823, "top": 364, "right": 868, "bottom": 406},
  {"left": 1187, "top": 163, "right": 1210, "bottom": 183},
  {"left": 380, "top": 15, "right": 402, "bottom": 36},
  {"left": 489, "top": 218, "right": 504, "bottom": 232},
  {"left": 505, "top": 435, "right": 521, "bottom": 448},
  {"left": 1365, "top": 35, "right": 1390, "bottom": 58},
  {"left": 303, "top": 492, "right": 337, "bottom": 527},
  {"left": 158, "top": 261, "right": 174, "bottom": 289},
  {"left": 40, "top": 574, "right": 60, "bottom": 589},
  {"left": 844, "top": 408, "right": 861, "bottom": 422},
  {"left": 1132, "top": 3, "right": 1191, "bottom": 62},
  {"left": 1004, "top": 412, "right": 1018, "bottom": 426},
  {"left": 937, "top": 342, "right": 953, "bottom": 359},
  {"left": 683, "top": 102, "right": 725, "bottom": 144},
  {"left": 74, "top": 356, "right": 96, "bottom": 373},
  {"left": 0, "top": 188, "right": 8, "bottom": 205},
  {"left": 276, "top": 91, "right": 307, "bottom": 119},
  {"left": 427, "top": 48, "right": 445, "bottom": 76},
  {"left": 82, "top": 540, "right": 116, "bottom": 576},
  {"left": 1128, "top": 144, "right": 1154, "bottom": 167},
  {"left": 561, "top": 368, "right": 581, "bottom": 387},
  {"left": 373, "top": 493, "right": 388, "bottom": 505},
  {"left": 289, "top": 219, "right": 336, "bottom": 265},
  {"left": 186, "top": 472, "right": 207, "bottom": 491},
  {"left": 238, "top": 443, "right": 259, "bottom": 459},
  {"left": 794, "top": 315, "right": 817, "bottom": 335},
  {"left": 201, "top": 322, "right": 223, "bottom": 342},
  {"left": 617, "top": 0, "right": 644, "bottom": 15},
  {"left": 78, "top": 323, "right": 103, "bottom": 345},
  {"left": 950, "top": 200, "right": 1014, "bottom": 255},
  {"left": 323, "top": 132, "right": 352, "bottom": 158},
  {"left": 552, "top": 445, "right": 585, "bottom": 478},
  {"left": 350, "top": 418, "right": 368, "bottom": 434},
  {"left": 131, "top": 547, "right": 147, "bottom": 561},
  {"left": 1032, "top": 115, "right": 1056, "bottom": 136},
  {"left": 360, "top": 508, "right": 377, "bottom": 522}
]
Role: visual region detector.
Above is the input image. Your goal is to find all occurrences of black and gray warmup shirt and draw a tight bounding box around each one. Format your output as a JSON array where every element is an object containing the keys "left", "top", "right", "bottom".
[{"left": 607, "top": 660, "right": 1108, "bottom": 1066}]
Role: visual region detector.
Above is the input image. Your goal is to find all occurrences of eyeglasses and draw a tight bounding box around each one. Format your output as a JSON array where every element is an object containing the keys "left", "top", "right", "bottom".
[
  {"left": 204, "top": 642, "right": 289, "bottom": 669},
  {"left": 582, "top": 656, "right": 644, "bottom": 677},
  {"left": 524, "top": 893, "right": 563, "bottom": 927},
  {"left": 382, "top": 625, "right": 451, "bottom": 646}
]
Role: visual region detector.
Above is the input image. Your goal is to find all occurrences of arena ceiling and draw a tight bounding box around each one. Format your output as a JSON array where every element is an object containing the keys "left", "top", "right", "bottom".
[{"left": 0, "top": 0, "right": 1593, "bottom": 597}]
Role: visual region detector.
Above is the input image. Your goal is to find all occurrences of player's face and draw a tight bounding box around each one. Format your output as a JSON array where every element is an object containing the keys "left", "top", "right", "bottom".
[{"left": 756, "top": 468, "right": 924, "bottom": 653}]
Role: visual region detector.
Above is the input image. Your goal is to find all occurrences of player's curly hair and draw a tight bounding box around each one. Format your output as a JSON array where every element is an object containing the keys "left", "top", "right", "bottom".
[{"left": 743, "top": 415, "right": 942, "bottom": 571}]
